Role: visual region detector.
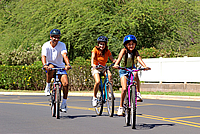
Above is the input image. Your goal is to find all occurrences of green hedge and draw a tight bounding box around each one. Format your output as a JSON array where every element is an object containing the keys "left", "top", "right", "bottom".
[{"left": 0, "top": 64, "right": 121, "bottom": 91}]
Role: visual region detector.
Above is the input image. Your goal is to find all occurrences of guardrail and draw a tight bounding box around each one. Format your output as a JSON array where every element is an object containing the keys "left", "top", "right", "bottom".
[{"left": 138, "top": 56, "right": 200, "bottom": 83}]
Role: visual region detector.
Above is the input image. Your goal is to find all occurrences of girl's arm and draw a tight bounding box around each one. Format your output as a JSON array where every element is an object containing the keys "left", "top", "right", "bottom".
[
  {"left": 137, "top": 56, "right": 147, "bottom": 68},
  {"left": 109, "top": 55, "right": 116, "bottom": 63},
  {"left": 113, "top": 48, "right": 126, "bottom": 68},
  {"left": 137, "top": 56, "right": 151, "bottom": 70},
  {"left": 91, "top": 52, "right": 95, "bottom": 68}
]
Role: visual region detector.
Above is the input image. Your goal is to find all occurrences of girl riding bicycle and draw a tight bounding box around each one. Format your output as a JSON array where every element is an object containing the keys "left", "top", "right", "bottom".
[
  {"left": 113, "top": 35, "right": 150, "bottom": 116},
  {"left": 91, "top": 36, "right": 116, "bottom": 107}
]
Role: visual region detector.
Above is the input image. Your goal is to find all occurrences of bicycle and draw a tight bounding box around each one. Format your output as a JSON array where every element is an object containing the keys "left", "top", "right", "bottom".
[
  {"left": 118, "top": 66, "right": 148, "bottom": 129},
  {"left": 92, "top": 63, "right": 115, "bottom": 117},
  {"left": 44, "top": 67, "right": 65, "bottom": 119}
]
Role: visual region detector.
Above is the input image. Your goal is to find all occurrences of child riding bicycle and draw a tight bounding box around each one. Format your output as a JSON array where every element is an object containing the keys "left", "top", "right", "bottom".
[
  {"left": 113, "top": 35, "right": 151, "bottom": 116},
  {"left": 91, "top": 36, "right": 116, "bottom": 107},
  {"left": 42, "top": 29, "right": 71, "bottom": 112}
]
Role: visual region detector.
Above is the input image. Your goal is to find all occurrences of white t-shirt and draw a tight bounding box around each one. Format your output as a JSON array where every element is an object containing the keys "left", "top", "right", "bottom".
[{"left": 42, "top": 40, "right": 67, "bottom": 68}]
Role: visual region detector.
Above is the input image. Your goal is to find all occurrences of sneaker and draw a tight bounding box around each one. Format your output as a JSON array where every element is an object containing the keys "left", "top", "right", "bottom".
[
  {"left": 109, "top": 93, "right": 115, "bottom": 100},
  {"left": 117, "top": 107, "right": 124, "bottom": 116},
  {"left": 61, "top": 103, "right": 67, "bottom": 112},
  {"left": 137, "top": 92, "right": 143, "bottom": 102},
  {"left": 92, "top": 97, "right": 97, "bottom": 107},
  {"left": 44, "top": 87, "right": 51, "bottom": 96}
]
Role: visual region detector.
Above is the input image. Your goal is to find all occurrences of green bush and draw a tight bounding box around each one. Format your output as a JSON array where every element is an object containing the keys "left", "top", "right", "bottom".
[
  {"left": 0, "top": 64, "right": 121, "bottom": 91},
  {"left": 0, "top": 65, "right": 46, "bottom": 90},
  {"left": 139, "top": 47, "right": 186, "bottom": 58}
]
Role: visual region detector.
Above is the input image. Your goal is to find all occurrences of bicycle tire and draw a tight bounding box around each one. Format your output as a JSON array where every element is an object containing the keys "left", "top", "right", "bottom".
[
  {"left": 56, "top": 84, "right": 60, "bottom": 119},
  {"left": 106, "top": 83, "right": 114, "bottom": 117},
  {"left": 124, "top": 94, "right": 130, "bottom": 126},
  {"left": 94, "top": 87, "right": 103, "bottom": 116},
  {"left": 51, "top": 92, "right": 56, "bottom": 117},
  {"left": 131, "top": 85, "right": 136, "bottom": 129}
]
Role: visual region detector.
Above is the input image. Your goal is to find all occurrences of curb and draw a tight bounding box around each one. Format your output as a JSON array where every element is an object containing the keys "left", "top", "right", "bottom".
[{"left": 0, "top": 92, "right": 200, "bottom": 101}]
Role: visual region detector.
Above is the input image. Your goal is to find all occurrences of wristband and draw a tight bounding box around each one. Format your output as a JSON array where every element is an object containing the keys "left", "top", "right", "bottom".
[{"left": 43, "top": 64, "right": 48, "bottom": 67}]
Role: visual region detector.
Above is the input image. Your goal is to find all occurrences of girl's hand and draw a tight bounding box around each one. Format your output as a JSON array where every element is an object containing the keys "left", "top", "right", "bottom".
[
  {"left": 113, "top": 59, "right": 117, "bottom": 63},
  {"left": 144, "top": 67, "right": 151, "bottom": 70},
  {"left": 91, "top": 65, "right": 96, "bottom": 69},
  {"left": 113, "top": 64, "right": 119, "bottom": 69}
]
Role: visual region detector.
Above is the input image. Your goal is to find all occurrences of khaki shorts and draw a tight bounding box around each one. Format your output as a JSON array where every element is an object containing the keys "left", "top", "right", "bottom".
[{"left": 91, "top": 68, "right": 106, "bottom": 76}]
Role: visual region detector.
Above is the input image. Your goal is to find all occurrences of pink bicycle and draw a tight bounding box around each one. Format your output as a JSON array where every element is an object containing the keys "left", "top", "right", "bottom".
[{"left": 118, "top": 67, "right": 148, "bottom": 129}]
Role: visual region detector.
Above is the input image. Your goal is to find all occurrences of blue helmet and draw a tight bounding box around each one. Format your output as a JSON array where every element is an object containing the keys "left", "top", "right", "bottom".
[
  {"left": 97, "top": 36, "right": 108, "bottom": 42},
  {"left": 50, "top": 29, "right": 61, "bottom": 36},
  {"left": 123, "top": 35, "right": 137, "bottom": 45}
]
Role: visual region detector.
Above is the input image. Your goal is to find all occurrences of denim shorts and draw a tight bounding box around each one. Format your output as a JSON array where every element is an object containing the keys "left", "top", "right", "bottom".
[
  {"left": 46, "top": 63, "right": 67, "bottom": 75},
  {"left": 119, "top": 65, "right": 136, "bottom": 78}
]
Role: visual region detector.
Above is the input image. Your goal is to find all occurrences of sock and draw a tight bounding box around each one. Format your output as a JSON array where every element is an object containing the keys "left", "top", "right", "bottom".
[
  {"left": 62, "top": 99, "right": 67, "bottom": 104},
  {"left": 46, "top": 82, "right": 50, "bottom": 88}
]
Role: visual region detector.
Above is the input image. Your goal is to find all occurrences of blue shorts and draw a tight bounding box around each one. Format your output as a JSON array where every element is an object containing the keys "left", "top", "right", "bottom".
[
  {"left": 46, "top": 63, "right": 67, "bottom": 75},
  {"left": 119, "top": 65, "right": 136, "bottom": 78}
]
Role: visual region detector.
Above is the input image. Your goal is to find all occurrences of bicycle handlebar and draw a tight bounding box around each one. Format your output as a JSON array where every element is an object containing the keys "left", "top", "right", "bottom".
[
  {"left": 117, "top": 66, "right": 148, "bottom": 72},
  {"left": 49, "top": 68, "right": 66, "bottom": 71},
  {"left": 95, "top": 63, "right": 115, "bottom": 70}
]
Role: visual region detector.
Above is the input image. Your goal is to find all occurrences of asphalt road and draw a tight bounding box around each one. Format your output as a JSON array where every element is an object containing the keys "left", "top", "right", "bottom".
[{"left": 0, "top": 95, "right": 199, "bottom": 134}]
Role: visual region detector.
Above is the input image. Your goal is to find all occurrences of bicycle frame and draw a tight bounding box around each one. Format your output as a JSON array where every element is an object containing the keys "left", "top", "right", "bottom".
[
  {"left": 118, "top": 66, "right": 147, "bottom": 128},
  {"left": 52, "top": 69, "right": 62, "bottom": 103},
  {"left": 49, "top": 68, "right": 65, "bottom": 119},
  {"left": 99, "top": 72, "right": 110, "bottom": 102},
  {"left": 127, "top": 71, "right": 137, "bottom": 108},
  {"left": 94, "top": 63, "right": 115, "bottom": 117}
]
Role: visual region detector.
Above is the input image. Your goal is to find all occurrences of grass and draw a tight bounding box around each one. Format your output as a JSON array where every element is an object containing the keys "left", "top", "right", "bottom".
[
  {"left": 1, "top": 89, "right": 200, "bottom": 96},
  {"left": 141, "top": 91, "right": 200, "bottom": 96}
]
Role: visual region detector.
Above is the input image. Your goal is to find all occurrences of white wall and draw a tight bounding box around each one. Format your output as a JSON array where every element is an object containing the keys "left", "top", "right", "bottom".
[{"left": 138, "top": 56, "right": 200, "bottom": 83}]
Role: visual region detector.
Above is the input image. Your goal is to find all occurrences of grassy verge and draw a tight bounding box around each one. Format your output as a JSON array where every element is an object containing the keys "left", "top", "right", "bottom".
[
  {"left": 141, "top": 91, "right": 200, "bottom": 96},
  {"left": 1, "top": 89, "right": 200, "bottom": 96}
]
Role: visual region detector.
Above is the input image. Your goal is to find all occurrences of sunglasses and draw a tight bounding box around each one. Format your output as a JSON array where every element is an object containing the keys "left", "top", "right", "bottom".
[
  {"left": 51, "top": 36, "right": 60, "bottom": 39},
  {"left": 98, "top": 43, "right": 105, "bottom": 46}
]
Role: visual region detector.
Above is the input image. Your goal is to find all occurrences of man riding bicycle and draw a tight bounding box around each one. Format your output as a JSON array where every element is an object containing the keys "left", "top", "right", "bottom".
[{"left": 42, "top": 29, "right": 71, "bottom": 112}]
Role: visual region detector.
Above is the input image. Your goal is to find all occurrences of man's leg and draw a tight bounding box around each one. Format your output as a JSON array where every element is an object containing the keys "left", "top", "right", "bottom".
[
  {"left": 60, "top": 74, "right": 69, "bottom": 112},
  {"left": 45, "top": 64, "right": 54, "bottom": 96}
]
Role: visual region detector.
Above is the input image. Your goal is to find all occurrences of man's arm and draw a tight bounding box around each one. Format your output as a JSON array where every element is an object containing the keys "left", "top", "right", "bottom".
[
  {"left": 62, "top": 53, "right": 71, "bottom": 70},
  {"left": 42, "top": 55, "right": 47, "bottom": 66}
]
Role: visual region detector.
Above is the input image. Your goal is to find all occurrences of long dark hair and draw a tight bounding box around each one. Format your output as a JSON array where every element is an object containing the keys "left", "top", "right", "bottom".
[
  {"left": 95, "top": 43, "right": 108, "bottom": 56},
  {"left": 124, "top": 40, "right": 137, "bottom": 67}
]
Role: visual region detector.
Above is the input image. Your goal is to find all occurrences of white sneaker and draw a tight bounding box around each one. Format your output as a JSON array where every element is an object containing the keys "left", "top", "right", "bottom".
[
  {"left": 61, "top": 103, "right": 67, "bottom": 112},
  {"left": 137, "top": 92, "right": 143, "bottom": 102},
  {"left": 44, "top": 87, "right": 51, "bottom": 96},
  {"left": 92, "top": 97, "right": 97, "bottom": 107},
  {"left": 117, "top": 107, "right": 124, "bottom": 116}
]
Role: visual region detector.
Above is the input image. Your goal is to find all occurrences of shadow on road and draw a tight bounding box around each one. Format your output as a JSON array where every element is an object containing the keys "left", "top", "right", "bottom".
[
  {"left": 60, "top": 114, "right": 111, "bottom": 119},
  {"left": 124, "top": 123, "right": 175, "bottom": 130}
]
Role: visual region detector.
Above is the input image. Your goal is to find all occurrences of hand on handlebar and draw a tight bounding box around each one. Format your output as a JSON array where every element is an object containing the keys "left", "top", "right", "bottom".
[
  {"left": 144, "top": 67, "right": 151, "bottom": 70},
  {"left": 112, "top": 64, "right": 119, "bottom": 69},
  {"left": 43, "top": 65, "right": 49, "bottom": 70},
  {"left": 65, "top": 65, "right": 72, "bottom": 70}
]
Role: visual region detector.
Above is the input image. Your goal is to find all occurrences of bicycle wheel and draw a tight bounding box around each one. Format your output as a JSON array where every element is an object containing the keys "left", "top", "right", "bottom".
[
  {"left": 56, "top": 84, "right": 60, "bottom": 119},
  {"left": 106, "top": 83, "right": 114, "bottom": 117},
  {"left": 131, "top": 85, "right": 136, "bottom": 129},
  {"left": 51, "top": 91, "right": 56, "bottom": 117},
  {"left": 124, "top": 94, "right": 130, "bottom": 126},
  {"left": 94, "top": 88, "right": 103, "bottom": 116}
]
